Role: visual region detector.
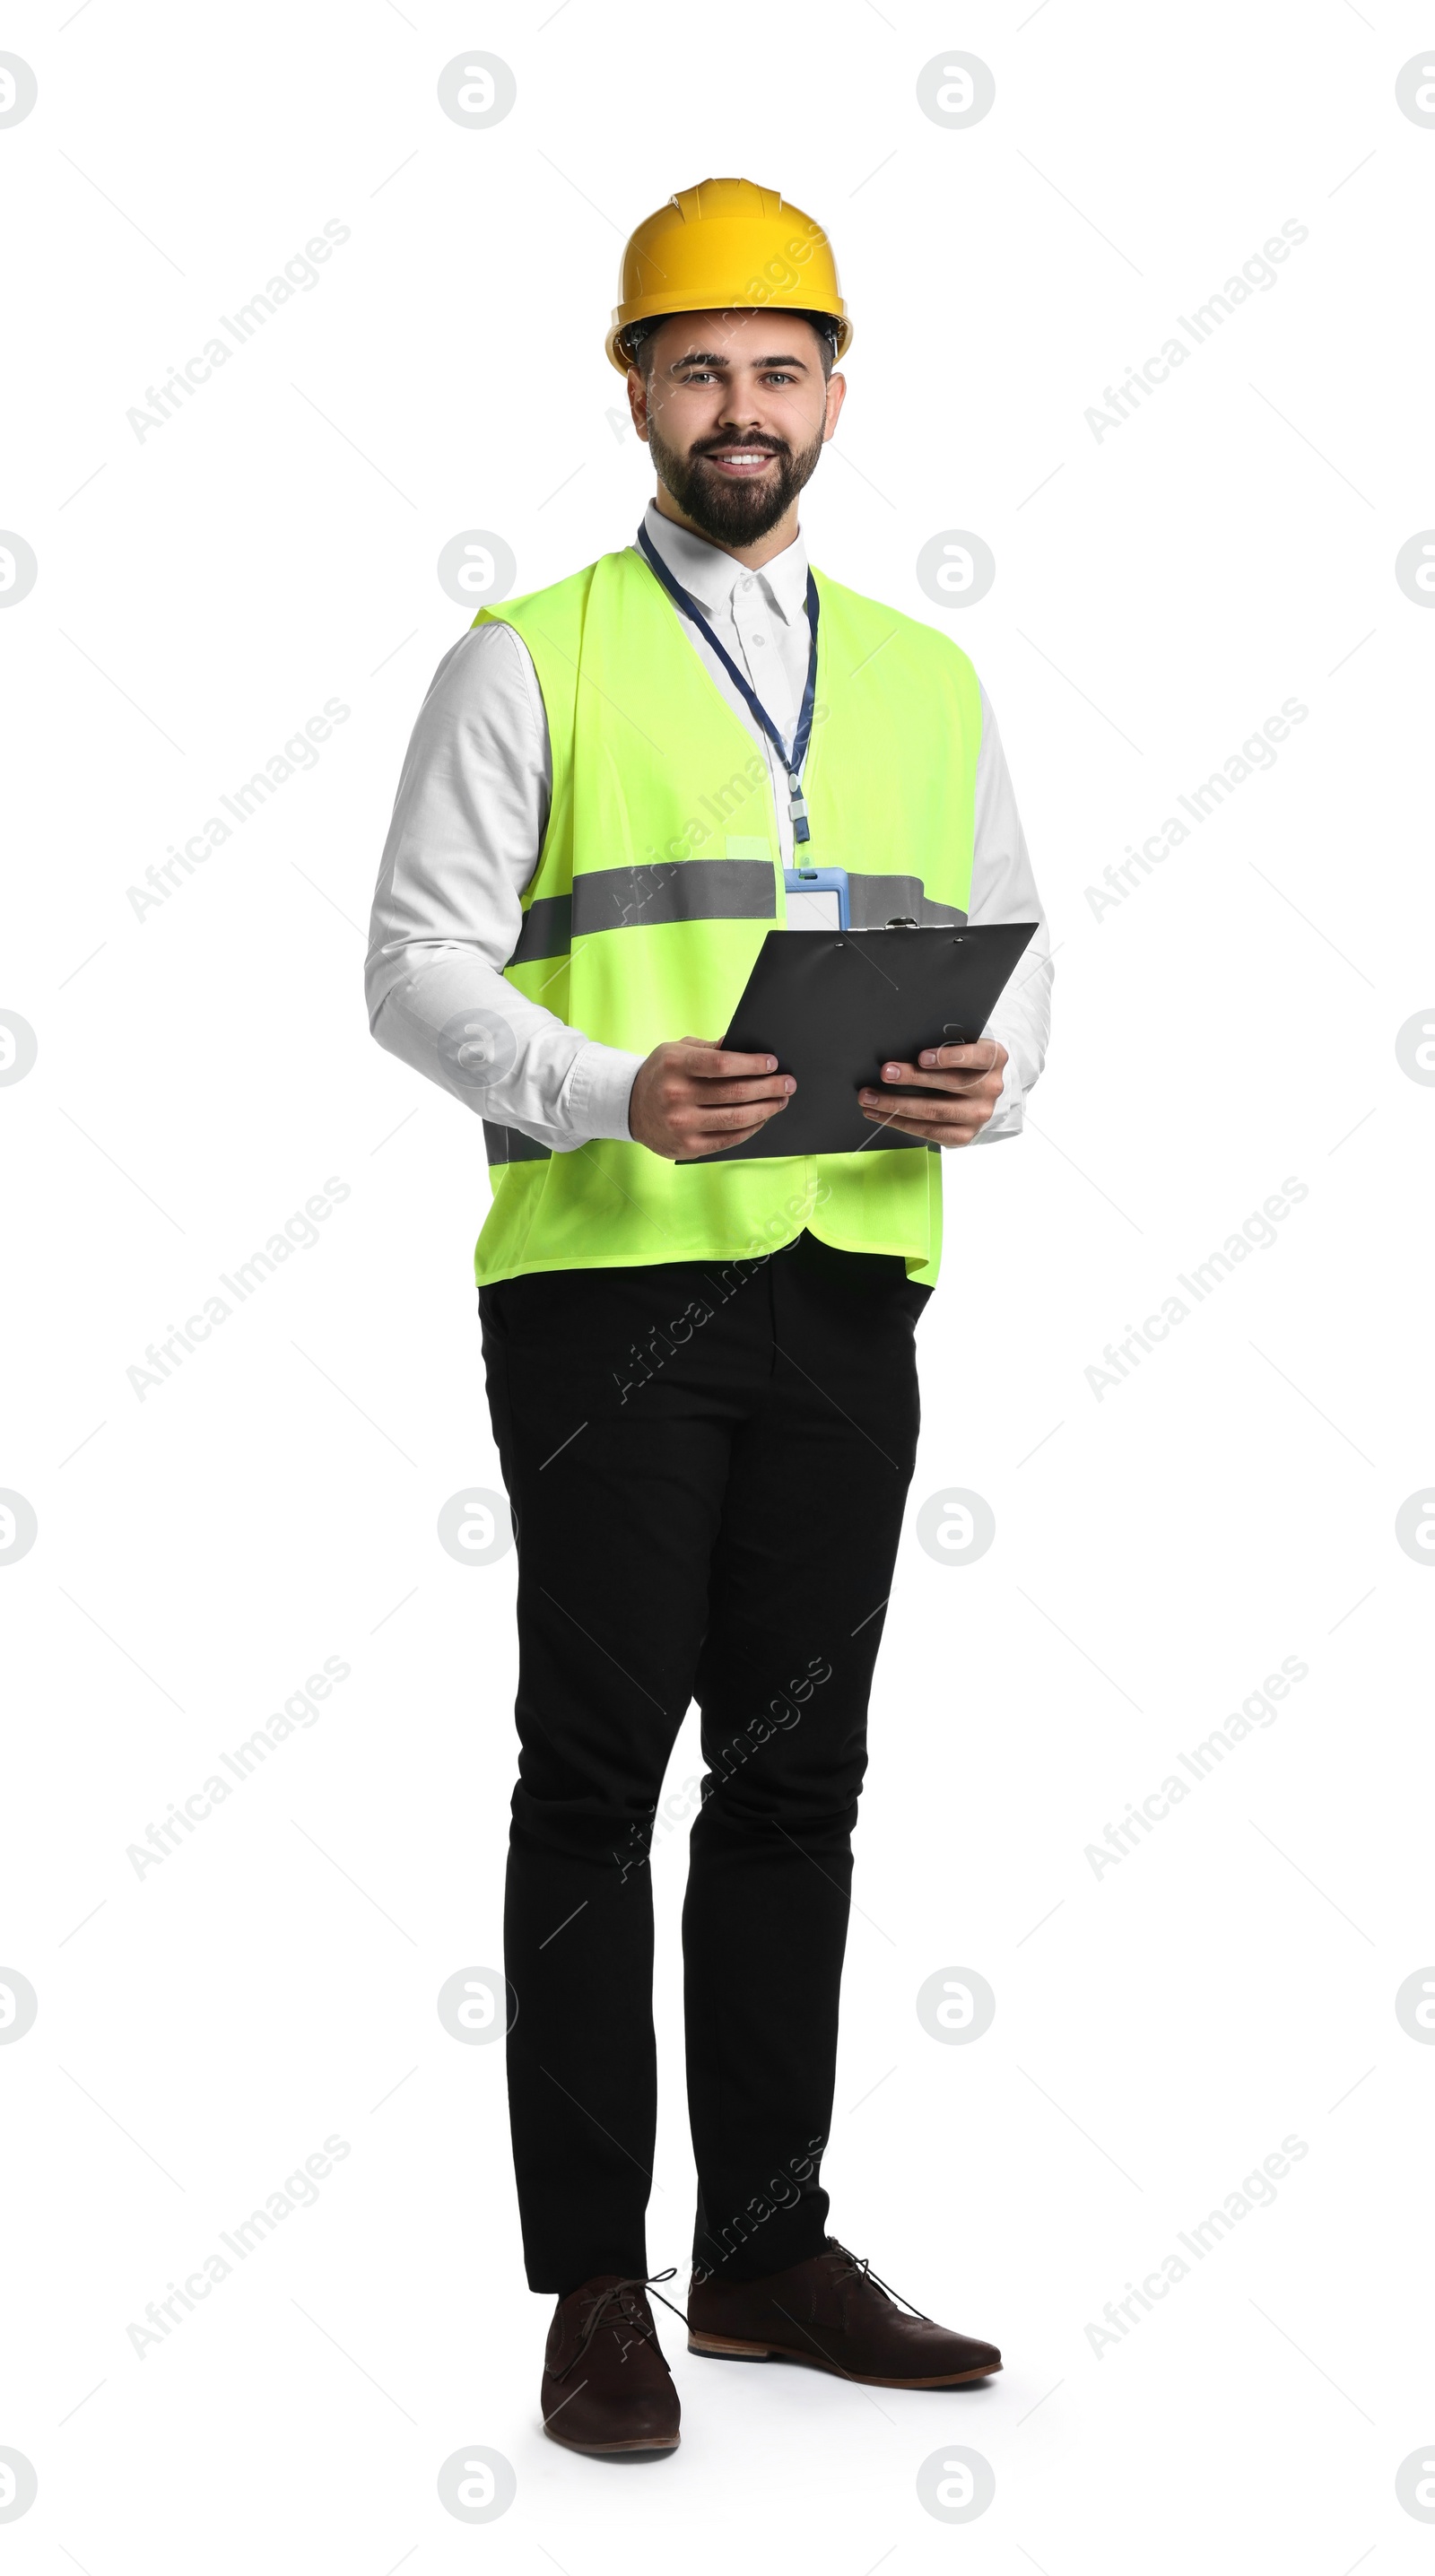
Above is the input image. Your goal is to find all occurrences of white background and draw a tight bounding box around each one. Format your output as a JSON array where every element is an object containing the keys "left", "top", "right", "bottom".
[{"left": 4, "top": 0, "right": 1434, "bottom": 2566}]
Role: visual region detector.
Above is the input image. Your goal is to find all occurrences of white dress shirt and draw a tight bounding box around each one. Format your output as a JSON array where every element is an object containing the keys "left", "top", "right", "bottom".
[{"left": 365, "top": 500, "right": 1052, "bottom": 1152}]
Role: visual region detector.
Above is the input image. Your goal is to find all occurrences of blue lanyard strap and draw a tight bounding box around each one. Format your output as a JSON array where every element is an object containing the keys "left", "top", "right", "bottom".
[{"left": 636, "top": 520, "right": 820, "bottom": 843}]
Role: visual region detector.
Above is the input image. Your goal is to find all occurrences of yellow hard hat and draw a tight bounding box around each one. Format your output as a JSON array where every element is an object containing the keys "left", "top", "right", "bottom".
[{"left": 606, "top": 177, "right": 851, "bottom": 373}]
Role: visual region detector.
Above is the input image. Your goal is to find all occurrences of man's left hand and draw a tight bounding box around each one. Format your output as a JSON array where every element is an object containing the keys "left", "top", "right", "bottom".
[{"left": 858, "top": 1039, "right": 1008, "bottom": 1146}]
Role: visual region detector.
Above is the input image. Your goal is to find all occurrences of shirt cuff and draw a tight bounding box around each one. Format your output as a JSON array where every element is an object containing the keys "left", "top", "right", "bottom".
[
  {"left": 564, "top": 1040, "right": 644, "bottom": 1143},
  {"left": 973, "top": 1047, "right": 1027, "bottom": 1144}
]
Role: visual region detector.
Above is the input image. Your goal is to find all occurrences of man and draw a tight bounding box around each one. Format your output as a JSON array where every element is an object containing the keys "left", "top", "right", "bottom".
[{"left": 367, "top": 178, "right": 1051, "bottom": 2457}]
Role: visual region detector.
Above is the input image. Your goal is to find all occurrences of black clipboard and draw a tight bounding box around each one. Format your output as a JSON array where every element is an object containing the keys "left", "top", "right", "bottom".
[{"left": 690, "top": 922, "right": 1038, "bottom": 1162}]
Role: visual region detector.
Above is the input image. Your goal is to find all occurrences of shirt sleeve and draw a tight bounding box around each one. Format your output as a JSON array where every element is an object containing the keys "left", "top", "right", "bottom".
[
  {"left": 364, "top": 621, "right": 643, "bottom": 1149},
  {"left": 966, "top": 683, "right": 1053, "bottom": 1143}
]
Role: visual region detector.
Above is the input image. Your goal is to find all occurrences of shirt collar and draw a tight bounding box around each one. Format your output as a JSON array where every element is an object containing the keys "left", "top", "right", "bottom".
[{"left": 640, "top": 499, "right": 810, "bottom": 624}]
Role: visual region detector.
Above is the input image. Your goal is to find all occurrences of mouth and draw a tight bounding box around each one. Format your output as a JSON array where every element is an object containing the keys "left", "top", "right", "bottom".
[{"left": 698, "top": 447, "right": 781, "bottom": 478}]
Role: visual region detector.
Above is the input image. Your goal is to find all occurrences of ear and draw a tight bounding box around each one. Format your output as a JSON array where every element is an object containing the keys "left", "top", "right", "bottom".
[
  {"left": 628, "top": 362, "right": 651, "bottom": 445},
  {"left": 822, "top": 370, "right": 848, "bottom": 441}
]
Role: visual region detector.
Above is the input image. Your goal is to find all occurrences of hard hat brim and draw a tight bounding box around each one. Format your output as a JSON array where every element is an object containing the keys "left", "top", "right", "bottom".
[{"left": 606, "top": 302, "right": 852, "bottom": 374}]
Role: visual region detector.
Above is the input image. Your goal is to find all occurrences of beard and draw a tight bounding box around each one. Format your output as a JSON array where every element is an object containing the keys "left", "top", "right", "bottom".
[{"left": 647, "top": 420, "right": 824, "bottom": 546}]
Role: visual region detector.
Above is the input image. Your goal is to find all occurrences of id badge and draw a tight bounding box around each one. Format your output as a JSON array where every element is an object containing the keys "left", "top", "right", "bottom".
[{"left": 783, "top": 865, "right": 850, "bottom": 931}]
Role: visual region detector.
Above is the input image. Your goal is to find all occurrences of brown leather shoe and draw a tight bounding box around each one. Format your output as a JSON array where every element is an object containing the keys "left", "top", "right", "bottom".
[
  {"left": 541, "top": 2272, "right": 681, "bottom": 2456},
  {"left": 687, "top": 2239, "right": 1001, "bottom": 2389}
]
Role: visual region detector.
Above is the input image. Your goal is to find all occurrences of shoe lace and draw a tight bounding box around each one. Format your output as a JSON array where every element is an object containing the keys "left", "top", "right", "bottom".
[
  {"left": 828, "top": 2241, "right": 935, "bottom": 2324},
  {"left": 553, "top": 2267, "right": 689, "bottom": 2380}
]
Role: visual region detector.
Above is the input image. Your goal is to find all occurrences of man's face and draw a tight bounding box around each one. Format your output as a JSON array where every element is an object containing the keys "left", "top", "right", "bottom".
[{"left": 630, "top": 309, "right": 846, "bottom": 546}]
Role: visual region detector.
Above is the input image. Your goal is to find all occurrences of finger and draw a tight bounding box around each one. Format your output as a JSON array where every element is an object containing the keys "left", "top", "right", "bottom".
[
  {"left": 916, "top": 1040, "right": 1004, "bottom": 1073},
  {"left": 859, "top": 1093, "right": 986, "bottom": 1130},
  {"left": 683, "top": 1095, "right": 792, "bottom": 1132},
  {"left": 674, "top": 1113, "right": 782, "bottom": 1158},
  {"left": 869, "top": 1062, "right": 992, "bottom": 1094},
  {"left": 875, "top": 1052, "right": 1001, "bottom": 1083},
  {"left": 680, "top": 1044, "right": 786, "bottom": 1080},
  {"left": 682, "top": 1074, "right": 795, "bottom": 1108},
  {"left": 861, "top": 1108, "right": 978, "bottom": 1144},
  {"left": 863, "top": 1069, "right": 999, "bottom": 1102},
  {"left": 674, "top": 1135, "right": 763, "bottom": 1161}
]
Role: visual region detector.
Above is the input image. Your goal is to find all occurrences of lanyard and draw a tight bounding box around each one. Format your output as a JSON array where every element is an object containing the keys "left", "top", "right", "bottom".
[{"left": 636, "top": 520, "right": 820, "bottom": 844}]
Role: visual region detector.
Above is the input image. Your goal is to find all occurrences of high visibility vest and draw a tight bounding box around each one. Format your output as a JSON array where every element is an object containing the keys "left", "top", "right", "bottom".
[{"left": 473, "top": 544, "right": 982, "bottom": 1288}]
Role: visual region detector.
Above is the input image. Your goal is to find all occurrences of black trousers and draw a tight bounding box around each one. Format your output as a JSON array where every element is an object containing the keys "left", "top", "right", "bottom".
[{"left": 478, "top": 1230, "right": 928, "bottom": 2296}]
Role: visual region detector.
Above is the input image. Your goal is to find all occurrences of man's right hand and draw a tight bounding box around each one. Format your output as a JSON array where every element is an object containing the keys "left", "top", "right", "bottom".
[{"left": 628, "top": 1040, "right": 796, "bottom": 1161}]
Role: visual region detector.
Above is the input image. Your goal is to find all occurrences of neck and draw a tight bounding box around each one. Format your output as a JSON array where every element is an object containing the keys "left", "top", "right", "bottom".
[{"left": 652, "top": 483, "right": 799, "bottom": 570}]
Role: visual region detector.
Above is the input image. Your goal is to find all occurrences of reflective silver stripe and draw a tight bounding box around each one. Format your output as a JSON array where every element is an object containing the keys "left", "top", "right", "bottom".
[
  {"left": 483, "top": 1120, "right": 552, "bottom": 1166},
  {"left": 507, "top": 866, "right": 960, "bottom": 961},
  {"left": 509, "top": 893, "right": 571, "bottom": 966},
  {"left": 848, "top": 874, "right": 967, "bottom": 931},
  {"left": 572, "top": 858, "right": 776, "bottom": 936}
]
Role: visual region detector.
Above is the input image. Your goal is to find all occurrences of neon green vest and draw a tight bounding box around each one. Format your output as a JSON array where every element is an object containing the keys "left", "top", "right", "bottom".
[{"left": 473, "top": 544, "right": 982, "bottom": 1289}]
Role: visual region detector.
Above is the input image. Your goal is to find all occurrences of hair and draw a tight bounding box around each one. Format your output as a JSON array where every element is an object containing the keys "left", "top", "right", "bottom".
[{"left": 624, "top": 308, "right": 839, "bottom": 379}]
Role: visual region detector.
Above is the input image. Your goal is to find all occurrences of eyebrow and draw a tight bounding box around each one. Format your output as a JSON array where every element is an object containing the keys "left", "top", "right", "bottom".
[{"left": 665, "top": 349, "right": 813, "bottom": 372}]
